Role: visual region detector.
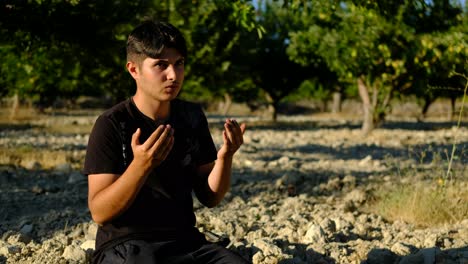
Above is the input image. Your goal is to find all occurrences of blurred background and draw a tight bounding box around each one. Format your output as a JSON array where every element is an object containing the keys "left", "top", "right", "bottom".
[{"left": 0, "top": 0, "right": 467, "bottom": 133}]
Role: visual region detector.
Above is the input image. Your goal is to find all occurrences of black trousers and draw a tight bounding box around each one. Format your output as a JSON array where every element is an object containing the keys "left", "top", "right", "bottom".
[{"left": 95, "top": 239, "right": 251, "bottom": 264}]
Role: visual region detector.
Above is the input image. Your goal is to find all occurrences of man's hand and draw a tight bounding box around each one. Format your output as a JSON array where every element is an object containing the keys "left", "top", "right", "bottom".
[
  {"left": 218, "top": 119, "right": 246, "bottom": 160},
  {"left": 131, "top": 125, "right": 174, "bottom": 168},
  {"left": 87, "top": 125, "right": 174, "bottom": 224}
]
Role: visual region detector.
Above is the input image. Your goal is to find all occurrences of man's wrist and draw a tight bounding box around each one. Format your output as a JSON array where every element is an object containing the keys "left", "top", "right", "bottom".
[{"left": 217, "top": 153, "right": 234, "bottom": 162}]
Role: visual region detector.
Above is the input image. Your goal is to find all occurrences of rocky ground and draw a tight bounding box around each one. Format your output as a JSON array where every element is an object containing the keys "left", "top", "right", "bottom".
[{"left": 0, "top": 105, "right": 467, "bottom": 264}]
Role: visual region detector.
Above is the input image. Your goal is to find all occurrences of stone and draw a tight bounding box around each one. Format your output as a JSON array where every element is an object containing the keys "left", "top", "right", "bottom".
[
  {"left": 391, "top": 242, "right": 413, "bottom": 256},
  {"left": 62, "top": 245, "right": 86, "bottom": 261},
  {"left": 80, "top": 240, "right": 95, "bottom": 251},
  {"left": 304, "top": 224, "right": 326, "bottom": 244}
]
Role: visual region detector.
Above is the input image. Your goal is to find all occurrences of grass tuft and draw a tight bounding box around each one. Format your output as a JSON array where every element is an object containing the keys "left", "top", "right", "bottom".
[
  {"left": 369, "top": 72, "right": 468, "bottom": 227},
  {"left": 373, "top": 181, "right": 468, "bottom": 227}
]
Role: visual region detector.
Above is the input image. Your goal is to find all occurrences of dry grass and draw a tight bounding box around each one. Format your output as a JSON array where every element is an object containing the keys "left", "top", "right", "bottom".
[
  {"left": 41, "top": 123, "right": 94, "bottom": 134},
  {"left": 0, "top": 147, "right": 86, "bottom": 169},
  {"left": 0, "top": 107, "right": 92, "bottom": 169},
  {"left": 0, "top": 106, "right": 38, "bottom": 122},
  {"left": 371, "top": 180, "right": 468, "bottom": 227},
  {"left": 371, "top": 77, "right": 468, "bottom": 227},
  {"left": 0, "top": 107, "right": 96, "bottom": 134}
]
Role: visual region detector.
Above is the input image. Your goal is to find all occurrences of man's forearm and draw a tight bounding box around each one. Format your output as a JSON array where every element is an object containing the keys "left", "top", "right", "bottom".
[
  {"left": 206, "top": 155, "right": 234, "bottom": 207},
  {"left": 89, "top": 161, "right": 150, "bottom": 224}
]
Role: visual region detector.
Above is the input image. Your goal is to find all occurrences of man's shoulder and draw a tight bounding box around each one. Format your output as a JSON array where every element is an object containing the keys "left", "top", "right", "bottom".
[{"left": 99, "top": 99, "right": 132, "bottom": 121}]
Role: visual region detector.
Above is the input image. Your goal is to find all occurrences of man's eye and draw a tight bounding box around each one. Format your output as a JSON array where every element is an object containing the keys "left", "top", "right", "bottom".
[
  {"left": 155, "top": 62, "right": 168, "bottom": 69},
  {"left": 176, "top": 60, "right": 185, "bottom": 66}
]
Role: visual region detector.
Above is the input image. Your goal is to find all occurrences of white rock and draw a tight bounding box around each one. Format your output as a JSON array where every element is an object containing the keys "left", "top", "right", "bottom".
[
  {"left": 252, "top": 238, "right": 282, "bottom": 257},
  {"left": 391, "top": 242, "right": 413, "bottom": 255},
  {"left": 303, "top": 224, "right": 326, "bottom": 244},
  {"left": 0, "top": 244, "right": 21, "bottom": 255},
  {"left": 359, "top": 155, "right": 372, "bottom": 166},
  {"left": 62, "top": 245, "right": 86, "bottom": 261},
  {"left": 80, "top": 240, "right": 95, "bottom": 250}
]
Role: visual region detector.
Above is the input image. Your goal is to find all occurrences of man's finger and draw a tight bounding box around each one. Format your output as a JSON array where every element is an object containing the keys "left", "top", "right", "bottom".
[
  {"left": 226, "top": 119, "right": 238, "bottom": 129},
  {"left": 153, "top": 134, "right": 174, "bottom": 163},
  {"left": 240, "top": 123, "right": 246, "bottom": 134},
  {"left": 224, "top": 122, "right": 237, "bottom": 145},
  {"left": 231, "top": 120, "right": 245, "bottom": 144},
  {"left": 142, "top": 125, "right": 165, "bottom": 150},
  {"left": 149, "top": 125, "right": 173, "bottom": 154},
  {"left": 237, "top": 123, "right": 246, "bottom": 144},
  {"left": 229, "top": 119, "right": 246, "bottom": 135},
  {"left": 155, "top": 132, "right": 173, "bottom": 156},
  {"left": 131, "top": 128, "right": 141, "bottom": 148}
]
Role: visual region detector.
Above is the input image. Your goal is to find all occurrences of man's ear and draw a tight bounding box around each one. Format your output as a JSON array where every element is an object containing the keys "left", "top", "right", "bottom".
[{"left": 126, "top": 61, "right": 139, "bottom": 79}]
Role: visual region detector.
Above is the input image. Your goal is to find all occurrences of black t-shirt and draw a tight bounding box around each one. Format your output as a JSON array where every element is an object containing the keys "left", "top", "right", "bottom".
[{"left": 83, "top": 98, "right": 218, "bottom": 251}]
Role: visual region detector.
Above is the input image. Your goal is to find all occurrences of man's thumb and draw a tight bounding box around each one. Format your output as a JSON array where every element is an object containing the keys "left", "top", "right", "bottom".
[{"left": 240, "top": 123, "right": 247, "bottom": 134}]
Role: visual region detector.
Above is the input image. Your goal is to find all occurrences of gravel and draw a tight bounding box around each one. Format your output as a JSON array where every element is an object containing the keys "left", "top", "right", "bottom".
[{"left": 0, "top": 112, "right": 467, "bottom": 264}]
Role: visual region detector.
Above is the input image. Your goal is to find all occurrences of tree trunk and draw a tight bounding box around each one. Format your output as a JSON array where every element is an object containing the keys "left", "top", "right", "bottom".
[
  {"left": 331, "top": 91, "right": 342, "bottom": 113},
  {"left": 357, "top": 77, "right": 374, "bottom": 135},
  {"left": 265, "top": 93, "right": 277, "bottom": 122},
  {"left": 377, "top": 85, "right": 393, "bottom": 126},
  {"left": 419, "top": 97, "right": 432, "bottom": 121},
  {"left": 270, "top": 105, "right": 277, "bottom": 122},
  {"left": 320, "top": 99, "right": 328, "bottom": 112},
  {"left": 220, "top": 93, "right": 233, "bottom": 116},
  {"left": 9, "top": 93, "right": 19, "bottom": 120},
  {"left": 449, "top": 96, "right": 456, "bottom": 121}
]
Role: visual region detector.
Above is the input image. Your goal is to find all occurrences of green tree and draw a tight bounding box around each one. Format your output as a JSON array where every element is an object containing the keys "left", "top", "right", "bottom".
[
  {"left": 286, "top": 1, "right": 345, "bottom": 113},
  {"left": 0, "top": 0, "right": 148, "bottom": 110},
  {"left": 401, "top": 3, "right": 468, "bottom": 120},
  {"left": 150, "top": 0, "right": 264, "bottom": 114},
  {"left": 289, "top": 3, "right": 403, "bottom": 133},
  {"left": 288, "top": 0, "right": 466, "bottom": 134},
  {"left": 0, "top": 0, "right": 264, "bottom": 112},
  {"left": 234, "top": 1, "right": 310, "bottom": 121}
]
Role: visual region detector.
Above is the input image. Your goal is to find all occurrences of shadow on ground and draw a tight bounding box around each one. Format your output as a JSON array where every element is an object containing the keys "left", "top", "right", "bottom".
[
  {"left": 0, "top": 123, "right": 37, "bottom": 131},
  {"left": 363, "top": 246, "right": 468, "bottom": 264},
  {"left": 0, "top": 165, "right": 90, "bottom": 242},
  {"left": 238, "top": 119, "right": 467, "bottom": 132}
]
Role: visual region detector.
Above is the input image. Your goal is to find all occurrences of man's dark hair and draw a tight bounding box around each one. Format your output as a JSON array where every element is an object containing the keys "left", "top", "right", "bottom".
[{"left": 127, "top": 20, "right": 187, "bottom": 64}]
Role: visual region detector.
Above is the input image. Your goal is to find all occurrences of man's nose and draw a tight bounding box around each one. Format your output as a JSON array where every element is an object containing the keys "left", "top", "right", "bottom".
[{"left": 166, "top": 65, "right": 177, "bottom": 80}]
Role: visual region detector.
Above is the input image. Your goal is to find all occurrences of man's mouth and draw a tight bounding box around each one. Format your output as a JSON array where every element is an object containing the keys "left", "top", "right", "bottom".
[
  {"left": 164, "top": 85, "right": 179, "bottom": 94},
  {"left": 165, "top": 83, "right": 179, "bottom": 89}
]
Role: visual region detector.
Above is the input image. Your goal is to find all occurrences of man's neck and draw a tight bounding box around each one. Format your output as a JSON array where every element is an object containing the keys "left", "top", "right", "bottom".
[{"left": 132, "top": 94, "right": 170, "bottom": 121}]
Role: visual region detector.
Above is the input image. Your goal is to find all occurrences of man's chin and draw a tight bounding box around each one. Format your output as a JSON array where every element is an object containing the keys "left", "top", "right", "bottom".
[{"left": 156, "top": 93, "right": 178, "bottom": 102}]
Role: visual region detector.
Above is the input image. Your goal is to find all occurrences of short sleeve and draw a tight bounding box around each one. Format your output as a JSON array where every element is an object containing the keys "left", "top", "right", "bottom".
[
  {"left": 82, "top": 115, "right": 125, "bottom": 175},
  {"left": 193, "top": 108, "right": 217, "bottom": 166}
]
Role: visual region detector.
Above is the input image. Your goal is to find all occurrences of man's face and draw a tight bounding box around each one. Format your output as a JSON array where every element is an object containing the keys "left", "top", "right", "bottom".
[{"left": 133, "top": 47, "right": 185, "bottom": 102}]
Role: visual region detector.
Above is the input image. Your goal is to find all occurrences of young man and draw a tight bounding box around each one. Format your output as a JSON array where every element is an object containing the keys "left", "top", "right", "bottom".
[{"left": 83, "top": 20, "right": 249, "bottom": 263}]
